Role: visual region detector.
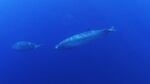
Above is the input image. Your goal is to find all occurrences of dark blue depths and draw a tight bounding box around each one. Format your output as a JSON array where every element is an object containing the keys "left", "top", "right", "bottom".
[{"left": 0, "top": 0, "right": 150, "bottom": 84}]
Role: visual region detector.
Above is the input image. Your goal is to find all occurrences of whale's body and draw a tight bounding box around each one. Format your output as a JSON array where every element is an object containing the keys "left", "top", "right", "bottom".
[{"left": 55, "top": 27, "right": 115, "bottom": 49}]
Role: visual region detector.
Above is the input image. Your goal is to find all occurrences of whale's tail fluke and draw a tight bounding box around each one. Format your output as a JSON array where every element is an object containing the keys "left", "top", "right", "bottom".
[
  {"left": 100, "top": 26, "right": 116, "bottom": 36},
  {"left": 107, "top": 26, "right": 116, "bottom": 32}
]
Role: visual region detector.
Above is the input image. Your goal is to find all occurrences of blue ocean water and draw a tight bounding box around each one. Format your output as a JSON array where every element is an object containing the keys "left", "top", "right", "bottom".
[{"left": 0, "top": 0, "right": 150, "bottom": 84}]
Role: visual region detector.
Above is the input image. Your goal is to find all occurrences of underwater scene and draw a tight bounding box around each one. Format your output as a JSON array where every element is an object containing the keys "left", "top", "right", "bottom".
[{"left": 0, "top": 0, "right": 150, "bottom": 84}]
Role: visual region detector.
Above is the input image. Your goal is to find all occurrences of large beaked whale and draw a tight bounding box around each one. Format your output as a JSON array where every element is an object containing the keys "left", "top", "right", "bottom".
[
  {"left": 12, "top": 41, "right": 41, "bottom": 51},
  {"left": 55, "top": 26, "right": 116, "bottom": 49}
]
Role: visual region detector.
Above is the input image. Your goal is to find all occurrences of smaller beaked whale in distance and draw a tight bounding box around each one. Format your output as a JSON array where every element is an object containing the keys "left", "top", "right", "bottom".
[
  {"left": 55, "top": 26, "right": 116, "bottom": 49},
  {"left": 12, "top": 41, "right": 42, "bottom": 51}
]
